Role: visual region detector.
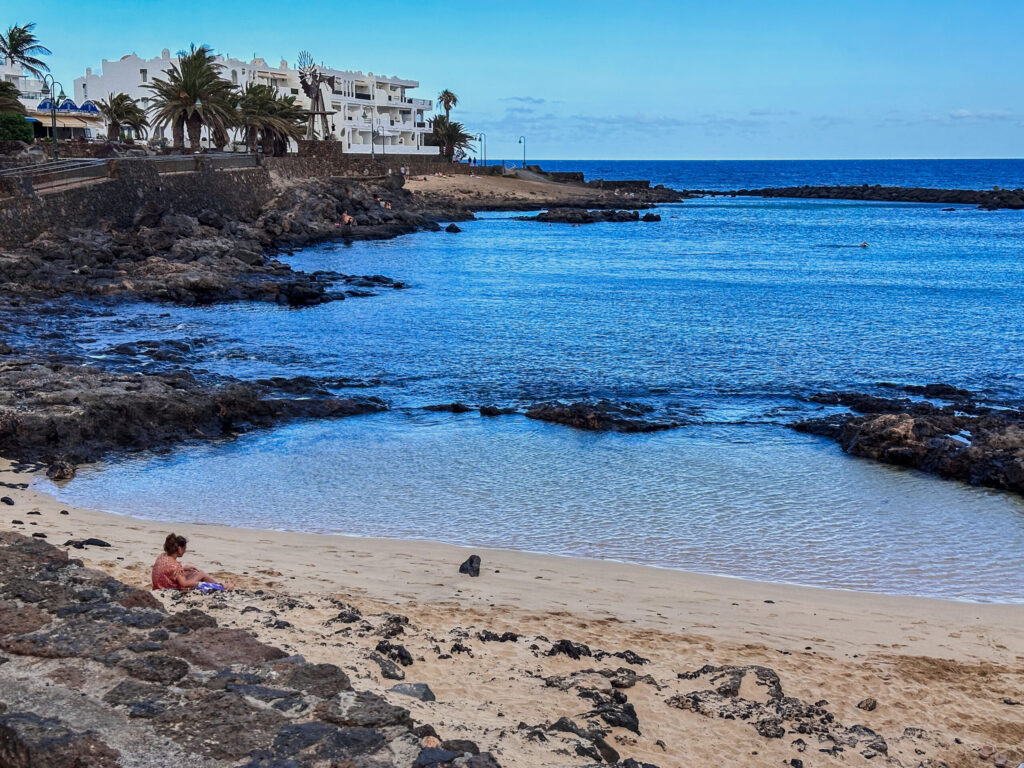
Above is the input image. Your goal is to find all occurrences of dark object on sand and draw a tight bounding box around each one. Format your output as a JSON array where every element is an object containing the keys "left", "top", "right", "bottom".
[
  {"left": 64, "top": 538, "right": 112, "bottom": 549},
  {"left": 459, "top": 555, "right": 481, "bottom": 577},
  {"left": 1, "top": 496, "right": 13, "bottom": 505}
]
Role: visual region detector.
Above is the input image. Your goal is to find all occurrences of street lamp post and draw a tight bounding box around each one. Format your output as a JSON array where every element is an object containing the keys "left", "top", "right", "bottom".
[
  {"left": 476, "top": 132, "right": 487, "bottom": 167},
  {"left": 41, "top": 75, "right": 65, "bottom": 161},
  {"left": 518, "top": 135, "right": 526, "bottom": 169}
]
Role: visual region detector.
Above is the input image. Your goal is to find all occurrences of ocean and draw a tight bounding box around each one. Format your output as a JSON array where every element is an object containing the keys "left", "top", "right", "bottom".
[{"left": 36, "top": 159, "right": 1024, "bottom": 602}]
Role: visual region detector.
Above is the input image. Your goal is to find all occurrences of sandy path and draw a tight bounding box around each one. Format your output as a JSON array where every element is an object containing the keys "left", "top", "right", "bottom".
[{"left": 2, "top": 459, "right": 1022, "bottom": 767}]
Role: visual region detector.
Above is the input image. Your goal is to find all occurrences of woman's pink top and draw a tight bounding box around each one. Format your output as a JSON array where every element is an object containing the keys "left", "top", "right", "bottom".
[{"left": 151, "top": 553, "right": 184, "bottom": 590}]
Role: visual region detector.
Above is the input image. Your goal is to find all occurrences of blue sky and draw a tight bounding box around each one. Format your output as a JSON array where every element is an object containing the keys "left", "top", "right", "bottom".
[{"left": 14, "top": 0, "right": 1024, "bottom": 159}]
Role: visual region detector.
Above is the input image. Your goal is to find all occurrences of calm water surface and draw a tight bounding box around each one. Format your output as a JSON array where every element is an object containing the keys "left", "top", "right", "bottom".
[{"left": 36, "top": 171, "right": 1024, "bottom": 602}]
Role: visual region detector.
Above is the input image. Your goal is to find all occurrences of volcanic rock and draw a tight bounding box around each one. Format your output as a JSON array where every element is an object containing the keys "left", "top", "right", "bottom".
[{"left": 459, "top": 555, "right": 482, "bottom": 577}]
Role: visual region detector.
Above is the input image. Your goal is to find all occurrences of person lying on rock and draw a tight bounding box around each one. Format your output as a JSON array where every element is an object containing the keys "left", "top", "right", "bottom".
[{"left": 151, "top": 533, "right": 233, "bottom": 591}]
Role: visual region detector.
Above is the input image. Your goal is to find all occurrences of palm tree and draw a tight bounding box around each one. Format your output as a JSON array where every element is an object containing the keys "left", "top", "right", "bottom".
[
  {"left": 0, "top": 81, "right": 25, "bottom": 114},
  {"left": 96, "top": 92, "right": 149, "bottom": 142},
  {"left": 430, "top": 115, "right": 474, "bottom": 162},
  {"left": 145, "top": 44, "right": 235, "bottom": 152},
  {"left": 0, "top": 23, "right": 51, "bottom": 79},
  {"left": 437, "top": 89, "right": 458, "bottom": 120},
  {"left": 261, "top": 92, "right": 306, "bottom": 156},
  {"left": 235, "top": 83, "right": 305, "bottom": 154}
]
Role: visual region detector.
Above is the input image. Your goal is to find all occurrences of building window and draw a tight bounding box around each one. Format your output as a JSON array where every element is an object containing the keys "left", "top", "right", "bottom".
[
  {"left": 231, "top": 70, "right": 238, "bottom": 84},
  {"left": 82, "top": 84, "right": 88, "bottom": 97},
  {"left": 140, "top": 68, "right": 148, "bottom": 82}
]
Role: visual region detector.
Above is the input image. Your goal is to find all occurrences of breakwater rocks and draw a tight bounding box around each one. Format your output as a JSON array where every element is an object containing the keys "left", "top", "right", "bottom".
[
  {"left": 0, "top": 358, "right": 386, "bottom": 471},
  {"left": 704, "top": 184, "right": 1024, "bottom": 210},
  {"left": 791, "top": 385, "right": 1024, "bottom": 494},
  {"left": 0, "top": 532, "right": 501, "bottom": 767},
  {"left": 1, "top": 177, "right": 426, "bottom": 306},
  {"left": 518, "top": 209, "right": 662, "bottom": 224}
]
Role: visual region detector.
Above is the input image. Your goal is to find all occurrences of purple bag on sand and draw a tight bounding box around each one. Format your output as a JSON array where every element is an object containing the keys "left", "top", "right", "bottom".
[{"left": 196, "top": 582, "right": 225, "bottom": 594}]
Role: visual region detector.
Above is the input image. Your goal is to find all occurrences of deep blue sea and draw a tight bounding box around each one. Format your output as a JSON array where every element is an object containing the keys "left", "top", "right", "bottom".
[
  {"left": 37, "top": 159, "right": 1024, "bottom": 602},
  {"left": 538, "top": 158, "right": 1024, "bottom": 190}
]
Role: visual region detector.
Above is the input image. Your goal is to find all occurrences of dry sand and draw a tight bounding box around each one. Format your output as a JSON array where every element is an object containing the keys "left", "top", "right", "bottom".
[
  {"left": 2, "top": 458, "right": 1022, "bottom": 768},
  {"left": 406, "top": 173, "right": 631, "bottom": 207}
]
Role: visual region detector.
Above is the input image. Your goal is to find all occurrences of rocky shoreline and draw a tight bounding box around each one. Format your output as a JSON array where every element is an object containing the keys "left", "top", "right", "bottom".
[
  {"left": 0, "top": 357, "right": 386, "bottom": 476},
  {"left": 1, "top": 176, "right": 431, "bottom": 307},
  {"left": 791, "top": 385, "right": 1024, "bottom": 495},
  {"left": 697, "top": 184, "right": 1024, "bottom": 210},
  {"left": 0, "top": 531, "right": 504, "bottom": 768}
]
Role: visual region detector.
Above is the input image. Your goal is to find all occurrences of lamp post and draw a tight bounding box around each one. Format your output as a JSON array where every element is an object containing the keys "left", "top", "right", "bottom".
[
  {"left": 41, "top": 75, "right": 65, "bottom": 161},
  {"left": 518, "top": 135, "right": 526, "bottom": 169},
  {"left": 476, "top": 132, "right": 487, "bottom": 167}
]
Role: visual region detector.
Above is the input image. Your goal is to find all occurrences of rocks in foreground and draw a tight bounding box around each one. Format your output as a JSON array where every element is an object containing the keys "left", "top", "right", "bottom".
[
  {"left": 525, "top": 400, "right": 682, "bottom": 433},
  {"left": 706, "top": 184, "right": 1024, "bottom": 210},
  {"left": 0, "top": 357, "right": 386, "bottom": 467},
  {"left": 519, "top": 209, "right": 661, "bottom": 224},
  {"left": 671, "top": 664, "right": 889, "bottom": 759},
  {"left": 0, "top": 531, "right": 500, "bottom": 767},
  {"left": 792, "top": 384, "right": 1024, "bottom": 495}
]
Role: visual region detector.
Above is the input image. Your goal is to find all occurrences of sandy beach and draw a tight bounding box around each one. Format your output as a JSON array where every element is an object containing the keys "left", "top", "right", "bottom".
[
  {"left": 405, "top": 172, "right": 677, "bottom": 209},
  {"left": 2, "top": 458, "right": 1022, "bottom": 768}
]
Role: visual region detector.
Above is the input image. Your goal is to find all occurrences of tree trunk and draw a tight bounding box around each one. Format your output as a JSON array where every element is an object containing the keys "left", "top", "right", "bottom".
[
  {"left": 212, "top": 123, "right": 228, "bottom": 151},
  {"left": 108, "top": 121, "right": 120, "bottom": 142},
  {"left": 186, "top": 113, "right": 203, "bottom": 153},
  {"left": 246, "top": 127, "right": 258, "bottom": 153},
  {"left": 172, "top": 115, "right": 185, "bottom": 150}
]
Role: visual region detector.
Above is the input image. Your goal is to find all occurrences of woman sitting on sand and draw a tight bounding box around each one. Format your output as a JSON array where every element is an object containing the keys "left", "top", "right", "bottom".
[{"left": 151, "top": 533, "right": 231, "bottom": 591}]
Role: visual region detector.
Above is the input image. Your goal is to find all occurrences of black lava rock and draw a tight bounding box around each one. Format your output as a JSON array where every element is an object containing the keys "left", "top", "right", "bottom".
[{"left": 459, "top": 555, "right": 481, "bottom": 577}]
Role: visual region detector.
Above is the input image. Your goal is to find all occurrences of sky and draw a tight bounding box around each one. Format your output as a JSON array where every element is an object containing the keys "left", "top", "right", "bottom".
[{"left": 11, "top": 0, "right": 1024, "bottom": 160}]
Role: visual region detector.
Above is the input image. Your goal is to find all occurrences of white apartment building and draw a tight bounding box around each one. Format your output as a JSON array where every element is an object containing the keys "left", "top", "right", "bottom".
[
  {"left": 2, "top": 58, "right": 102, "bottom": 139},
  {"left": 74, "top": 49, "right": 436, "bottom": 154}
]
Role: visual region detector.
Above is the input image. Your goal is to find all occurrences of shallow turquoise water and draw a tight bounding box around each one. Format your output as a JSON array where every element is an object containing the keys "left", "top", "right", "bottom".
[{"left": 38, "top": 194, "right": 1024, "bottom": 602}]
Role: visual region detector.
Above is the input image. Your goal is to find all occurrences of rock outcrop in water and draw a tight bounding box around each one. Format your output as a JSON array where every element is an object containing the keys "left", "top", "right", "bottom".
[
  {"left": 791, "top": 385, "right": 1024, "bottom": 495},
  {"left": 525, "top": 400, "right": 681, "bottom": 433},
  {"left": 0, "top": 357, "right": 386, "bottom": 470},
  {"left": 517, "top": 209, "right": 661, "bottom": 224},
  {"left": 0, "top": 531, "right": 500, "bottom": 767},
  {"left": 702, "top": 184, "right": 1024, "bottom": 210}
]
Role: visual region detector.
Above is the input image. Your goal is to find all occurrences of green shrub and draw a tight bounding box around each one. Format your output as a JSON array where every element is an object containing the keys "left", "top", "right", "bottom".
[{"left": 0, "top": 112, "right": 33, "bottom": 142}]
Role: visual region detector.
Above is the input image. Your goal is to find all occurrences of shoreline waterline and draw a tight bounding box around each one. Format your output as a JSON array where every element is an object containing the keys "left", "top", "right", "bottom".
[
  {"left": 6, "top": 456, "right": 1024, "bottom": 683},
  {"left": 9, "top": 453, "right": 1023, "bottom": 608},
  {"left": 32, "top": 412, "right": 1024, "bottom": 605}
]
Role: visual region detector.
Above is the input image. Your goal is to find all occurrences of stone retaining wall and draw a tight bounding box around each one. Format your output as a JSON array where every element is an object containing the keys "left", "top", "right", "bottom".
[
  {"left": 0, "top": 160, "right": 274, "bottom": 246},
  {"left": 264, "top": 153, "right": 503, "bottom": 180}
]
